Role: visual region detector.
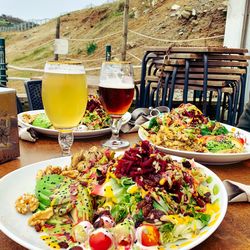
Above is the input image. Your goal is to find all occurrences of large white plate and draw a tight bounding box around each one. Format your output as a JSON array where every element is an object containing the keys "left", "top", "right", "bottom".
[
  {"left": 18, "top": 110, "right": 131, "bottom": 139},
  {"left": 138, "top": 122, "right": 250, "bottom": 165},
  {"left": 0, "top": 155, "right": 228, "bottom": 250}
]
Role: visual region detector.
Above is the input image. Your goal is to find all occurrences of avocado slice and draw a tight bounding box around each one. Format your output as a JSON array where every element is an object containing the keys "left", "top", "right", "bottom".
[
  {"left": 46, "top": 214, "right": 72, "bottom": 225},
  {"left": 32, "top": 113, "right": 52, "bottom": 128},
  {"left": 35, "top": 174, "right": 65, "bottom": 210},
  {"left": 50, "top": 179, "right": 76, "bottom": 206},
  {"left": 71, "top": 185, "right": 93, "bottom": 224}
]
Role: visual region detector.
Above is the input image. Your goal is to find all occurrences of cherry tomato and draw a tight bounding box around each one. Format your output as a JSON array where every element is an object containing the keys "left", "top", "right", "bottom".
[
  {"left": 89, "top": 231, "right": 112, "bottom": 250},
  {"left": 238, "top": 137, "right": 245, "bottom": 145},
  {"left": 141, "top": 224, "right": 160, "bottom": 247},
  {"left": 91, "top": 184, "right": 104, "bottom": 196}
]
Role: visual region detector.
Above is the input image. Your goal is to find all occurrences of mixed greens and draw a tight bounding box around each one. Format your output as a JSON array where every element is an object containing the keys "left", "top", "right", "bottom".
[
  {"left": 80, "top": 95, "right": 110, "bottom": 130},
  {"left": 144, "top": 103, "right": 245, "bottom": 153},
  {"left": 15, "top": 141, "right": 220, "bottom": 249}
]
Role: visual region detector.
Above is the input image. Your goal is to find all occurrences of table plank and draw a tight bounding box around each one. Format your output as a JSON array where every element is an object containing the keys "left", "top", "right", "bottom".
[{"left": 1, "top": 133, "right": 250, "bottom": 250}]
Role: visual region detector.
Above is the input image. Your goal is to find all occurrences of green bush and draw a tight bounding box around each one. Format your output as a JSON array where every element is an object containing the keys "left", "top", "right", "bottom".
[
  {"left": 129, "top": 11, "right": 135, "bottom": 19},
  {"left": 117, "top": 1, "right": 125, "bottom": 12},
  {"left": 86, "top": 42, "right": 97, "bottom": 55}
]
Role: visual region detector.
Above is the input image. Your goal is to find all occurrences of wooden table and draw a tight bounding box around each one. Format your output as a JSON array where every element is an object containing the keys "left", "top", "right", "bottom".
[{"left": 1, "top": 133, "right": 250, "bottom": 250}]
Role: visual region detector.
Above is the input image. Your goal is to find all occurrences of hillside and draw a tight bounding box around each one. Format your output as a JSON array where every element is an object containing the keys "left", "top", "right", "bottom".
[{"left": 0, "top": 0, "right": 227, "bottom": 94}]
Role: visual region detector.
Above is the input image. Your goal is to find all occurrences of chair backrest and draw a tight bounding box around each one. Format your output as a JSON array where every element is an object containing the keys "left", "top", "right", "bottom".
[
  {"left": 16, "top": 96, "right": 23, "bottom": 113},
  {"left": 24, "top": 80, "right": 43, "bottom": 110},
  {"left": 139, "top": 46, "right": 250, "bottom": 125}
]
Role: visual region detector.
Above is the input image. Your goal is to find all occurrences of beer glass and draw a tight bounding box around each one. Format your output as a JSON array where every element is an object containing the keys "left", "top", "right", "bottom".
[
  {"left": 42, "top": 61, "right": 88, "bottom": 156},
  {"left": 99, "top": 61, "right": 134, "bottom": 149}
]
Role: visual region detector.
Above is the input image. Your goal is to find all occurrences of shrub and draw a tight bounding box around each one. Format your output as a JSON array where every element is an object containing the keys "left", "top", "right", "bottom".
[
  {"left": 86, "top": 42, "right": 97, "bottom": 55},
  {"left": 117, "top": 1, "right": 125, "bottom": 12},
  {"left": 129, "top": 11, "right": 135, "bottom": 19}
]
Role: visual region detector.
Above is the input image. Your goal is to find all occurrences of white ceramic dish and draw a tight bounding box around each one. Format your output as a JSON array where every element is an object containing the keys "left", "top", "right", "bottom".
[
  {"left": 138, "top": 122, "right": 250, "bottom": 165},
  {"left": 18, "top": 110, "right": 131, "bottom": 139},
  {"left": 0, "top": 155, "right": 227, "bottom": 250}
]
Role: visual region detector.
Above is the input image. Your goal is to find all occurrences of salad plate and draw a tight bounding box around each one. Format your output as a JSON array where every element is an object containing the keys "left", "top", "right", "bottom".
[
  {"left": 18, "top": 110, "right": 131, "bottom": 139},
  {"left": 139, "top": 122, "right": 250, "bottom": 165},
  {"left": 0, "top": 151, "right": 228, "bottom": 250}
]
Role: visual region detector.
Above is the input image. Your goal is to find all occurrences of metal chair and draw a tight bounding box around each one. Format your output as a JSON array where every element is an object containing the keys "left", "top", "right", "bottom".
[
  {"left": 16, "top": 96, "right": 23, "bottom": 113},
  {"left": 138, "top": 47, "right": 249, "bottom": 125},
  {"left": 24, "top": 80, "right": 43, "bottom": 110}
]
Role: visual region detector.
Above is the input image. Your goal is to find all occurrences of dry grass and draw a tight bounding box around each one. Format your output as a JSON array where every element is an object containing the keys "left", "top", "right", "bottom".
[{"left": 1, "top": 0, "right": 226, "bottom": 94}]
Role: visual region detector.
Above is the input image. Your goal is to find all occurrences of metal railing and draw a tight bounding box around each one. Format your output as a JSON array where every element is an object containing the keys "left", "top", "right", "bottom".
[{"left": 0, "top": 19, "right": 50, "bottom": 32}]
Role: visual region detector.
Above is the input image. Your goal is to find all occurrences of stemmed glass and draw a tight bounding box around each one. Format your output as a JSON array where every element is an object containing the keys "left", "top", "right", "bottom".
[
  {"left": 99, "top": 61, "right": 134, "bottom": 149},
  {"left": 42, "top": 61, "right": 88, "bottom": 156}
]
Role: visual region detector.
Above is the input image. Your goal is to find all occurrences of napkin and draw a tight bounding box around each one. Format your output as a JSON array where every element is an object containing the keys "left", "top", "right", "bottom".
[
  {"left": 121, "top": 106, "right": 169, "bottom": 133},
  {"left": 18, "top": 126, "right": 38, "bottom": 142},
  {"left": 223, "top": 180, "right": 250, "bottom": 203}
]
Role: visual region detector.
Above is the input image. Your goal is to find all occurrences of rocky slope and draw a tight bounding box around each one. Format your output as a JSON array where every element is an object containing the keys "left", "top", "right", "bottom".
[{"left": 0, "top": 0, "right": 227, "bottom": 93}]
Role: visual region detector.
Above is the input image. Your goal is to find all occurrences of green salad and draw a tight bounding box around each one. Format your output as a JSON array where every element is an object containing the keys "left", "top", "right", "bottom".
[
  {"left": 145, "top": 103, "right": 245, "bottom": 153},
  {"left": 15, "top": 141, "right": 221, "bottom": 250},
  {"left": 22, "top": 95, "right": 111, "bottom": 131}
]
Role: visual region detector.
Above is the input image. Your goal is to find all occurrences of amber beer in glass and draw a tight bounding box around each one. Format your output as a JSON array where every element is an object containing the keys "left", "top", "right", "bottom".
[
  {"left": 99, "top": 61, "right": 134, "bottom": 149},
  {"left": 99, "top": 86, "right": 134, "bottom": 116},
  {"left": 42, "top": 61, "right": 87, "bottom": 156}
]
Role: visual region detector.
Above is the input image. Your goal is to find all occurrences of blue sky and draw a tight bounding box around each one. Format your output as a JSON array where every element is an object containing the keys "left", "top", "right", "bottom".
[{"left": 0, "top": 0, "right": 110, "bottom": 20}]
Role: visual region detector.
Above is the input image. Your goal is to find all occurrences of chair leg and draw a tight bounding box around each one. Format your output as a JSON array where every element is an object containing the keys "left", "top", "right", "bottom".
[
  {"left": 155, "top": 79, "right": 162, "bottom": 107},
  {"left": 231, "top": 81, "right": 240, "bottom": 126},
  {"left": 227, "top": 94, "right": 233, "bottom": 125},
  {"left": 16, "top": 96, "right": 23, "bottom": 114},
  {"left": 168, "top": 66, "right": 178, "bottom": 109},
  {"left": 144, "top": 81, "right": 153, "bottom": 107},
  {"left": 202, "top": 53, "right": 208, "bottom": 115},
  {"left": 149, "top": 88, "right": 157, "bottom": 107},
  {"left": 193, "top": 90, "right": 199, "bottom": 104},
  {"left": 135, "top": 85, "right": 140, "bottom": 108},
  {"left": 161, "top": 74, "right": 170, "bottom": 106},
  {"left": 226, "top": 80, "right": 237, "bottom": 125},
  {"left": 183, "top": 60, "right": 190, "bottom": 103},
  {"left": 139, "top": 52, "right": 150, "bottom": 107},
  {"left": 215, "top": 89, "right": 222, "bottom": 121},
  {"left": 209, "top": 91, "right": 213, "bottom": 107},
  {"left": 221, "top": 93, "right": 227, "bottom": 122},
  {"left": 238, "top": 73, "right": 247, "bottom": 121}
]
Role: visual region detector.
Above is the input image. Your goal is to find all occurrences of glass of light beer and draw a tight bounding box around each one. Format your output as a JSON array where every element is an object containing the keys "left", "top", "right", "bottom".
[
  {"left": 42, "top": 61, "right": 88, "bottom": 156},
  {"left": 99, "top": 61, "right": 134, "bottom": 149}
]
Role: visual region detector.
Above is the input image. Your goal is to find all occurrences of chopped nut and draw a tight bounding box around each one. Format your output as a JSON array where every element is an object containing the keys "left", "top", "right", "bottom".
[
  {"left": 36, "top": 165, "right": 62, "bottom": 179},
  {"left": 76, "top": 160, "right": 89, "bottom": 172},
  {"left": 71, "top": 150, "right": 85, "bottom": 169},
  {"left": 15, "top": 193, "right": 39, "bottom": 214},
  {"left": 71, "top": 146, "right": 101, "bottom": 171},
  {"left": 22, "top": 113, "right": 36, "bottom": 124},
  {"left": 28, "top": 207, "right": 54, "bottom": 226},
  {"left": 61, "top": 170, "right": 79, "bottom": 179}
]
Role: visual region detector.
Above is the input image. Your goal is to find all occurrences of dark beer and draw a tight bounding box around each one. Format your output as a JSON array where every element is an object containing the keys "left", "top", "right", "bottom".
[
  {"left": 99, "top": 61, "right": 134, "bottom": 149},
  {"left": 99, "top": 85, "right": 134, "bottom": 116}
]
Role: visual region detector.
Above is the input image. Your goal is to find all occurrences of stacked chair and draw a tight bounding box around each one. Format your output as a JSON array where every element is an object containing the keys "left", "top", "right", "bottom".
[{"left": 137, "top": 47, "right": 249, "bottom": 126}]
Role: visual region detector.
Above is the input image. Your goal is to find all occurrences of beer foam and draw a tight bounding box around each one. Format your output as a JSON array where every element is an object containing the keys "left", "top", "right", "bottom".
[
  {"left": 99, "top": 78, "right": 134, "bottom": 89},
  {"left": 44, "top": 61, "right": 85, "bottom": 74}
]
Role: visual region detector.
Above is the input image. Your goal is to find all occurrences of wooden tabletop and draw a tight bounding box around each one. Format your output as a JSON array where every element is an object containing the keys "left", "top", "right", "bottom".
[{"left": 1, "top": 133, "right": 250, "bottom": 250}]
